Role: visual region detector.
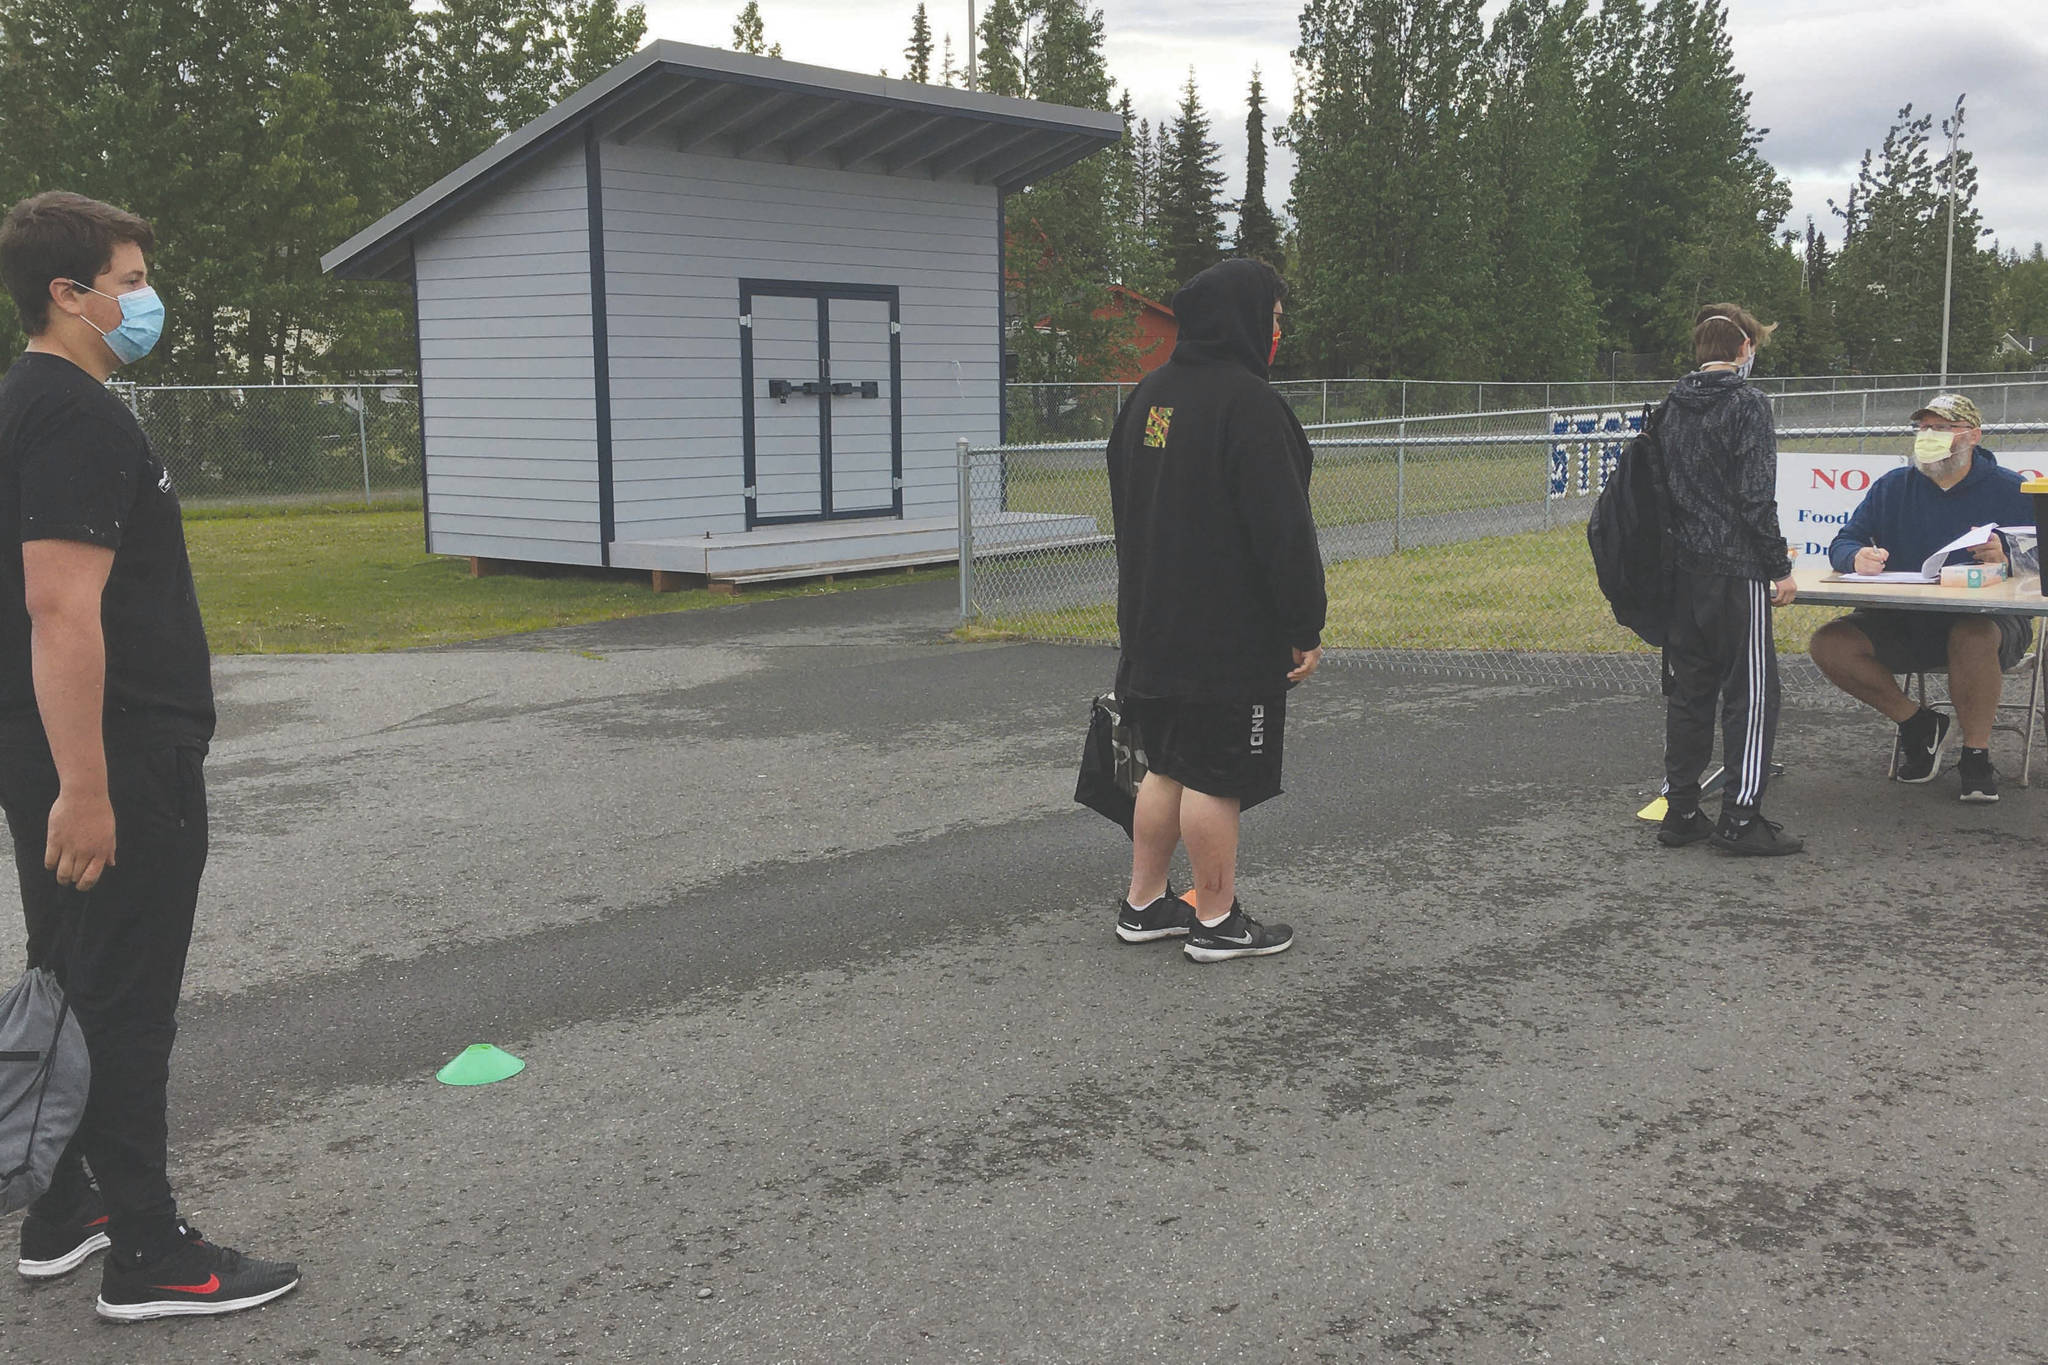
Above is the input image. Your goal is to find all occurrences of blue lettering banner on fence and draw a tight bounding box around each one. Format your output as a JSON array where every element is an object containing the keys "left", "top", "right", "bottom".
[{"left": 1549, "top": 409, "right": 1644, "bottom": 501}]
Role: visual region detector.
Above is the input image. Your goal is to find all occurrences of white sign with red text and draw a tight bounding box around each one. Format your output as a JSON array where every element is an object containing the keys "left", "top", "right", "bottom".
[{"left": 1776, "top": 450, "right": 2048, "bottom": 560}]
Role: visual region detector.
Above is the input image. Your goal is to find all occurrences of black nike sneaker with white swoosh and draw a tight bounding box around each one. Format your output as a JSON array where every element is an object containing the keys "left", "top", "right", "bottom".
[
  {"left": 96, "top": 1222, "right": 300, "bottom": 1322},
  {"left": 1116, "top": 885, "right": 1193, "bottom": 942},
  {"left": 1184, "top": 901, "right": 1294, "bottom": 962}
]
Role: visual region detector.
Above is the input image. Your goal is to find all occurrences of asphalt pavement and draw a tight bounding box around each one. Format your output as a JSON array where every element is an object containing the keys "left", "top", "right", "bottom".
[{"left": 4, "top": 577, "right": 2046, "bottom": 1363}]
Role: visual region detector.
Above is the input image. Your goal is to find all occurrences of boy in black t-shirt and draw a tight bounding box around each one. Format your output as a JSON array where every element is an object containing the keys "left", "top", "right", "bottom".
[{"left": 0, "top": 192, "right": 299, "bottom": 1320}]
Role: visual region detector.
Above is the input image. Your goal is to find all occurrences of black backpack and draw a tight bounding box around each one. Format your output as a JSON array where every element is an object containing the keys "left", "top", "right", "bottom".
[{"left": 1586, "top": 402, "right": 1673, "bottom": 647}]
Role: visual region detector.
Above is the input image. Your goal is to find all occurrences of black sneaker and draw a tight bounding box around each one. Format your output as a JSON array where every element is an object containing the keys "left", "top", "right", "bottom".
[
  {"left": 95, "top": 1224, "right": 300, "bottom": 1322},
  {"left": 1184, "top": 902, "right": 1294, "bottom": 963},
  {"left": 1894, "top": 707, "right": 1951, "bottom": 783},
  {"left": 1116, "top": 886, "right": 1193, "bottom": 942},
  {"left": 17, "top": 1187, "right": 111, "bottom": 1280},
  {"left": 1710, "top": 808, "right": 1805, "bottom": 857},
  {"left": 1959, "top": 748, "right": 2000, "bottom": 803},
  {"left": 1657, "top": 805, "right": 1714, "bottom": 848}
]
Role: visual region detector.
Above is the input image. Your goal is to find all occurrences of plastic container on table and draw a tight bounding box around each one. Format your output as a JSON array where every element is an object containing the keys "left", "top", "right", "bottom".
[{"left": 2027, "top": 477, "right": 2048, "bottom": 596}]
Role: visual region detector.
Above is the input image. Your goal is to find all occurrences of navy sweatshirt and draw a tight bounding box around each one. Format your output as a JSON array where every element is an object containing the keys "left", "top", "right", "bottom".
[
  {"left": 1825, "top": 447, "right": 2034, "bottom": 574},
  {"left": 1108, "top": 259, "right": 1327, "bottom": 699}
]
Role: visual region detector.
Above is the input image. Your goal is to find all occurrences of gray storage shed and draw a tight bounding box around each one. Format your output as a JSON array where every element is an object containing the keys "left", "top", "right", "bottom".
[{"left": 323, "top": 41, "right": 1119, "bottom": 583}]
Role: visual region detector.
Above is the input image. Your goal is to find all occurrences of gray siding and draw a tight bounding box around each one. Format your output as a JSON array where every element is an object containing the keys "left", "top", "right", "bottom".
[
  {"left": 415, "top": 143, "right": 601, "bottom": 564},
  {"left": 599, "top": 144, "right": 1001, "bottom": 542}
]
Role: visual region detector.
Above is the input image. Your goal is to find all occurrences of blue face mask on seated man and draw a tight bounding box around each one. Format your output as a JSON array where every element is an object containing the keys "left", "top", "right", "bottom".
[{"left": 68, "top": 281, "right": 165, "bottom": 365}]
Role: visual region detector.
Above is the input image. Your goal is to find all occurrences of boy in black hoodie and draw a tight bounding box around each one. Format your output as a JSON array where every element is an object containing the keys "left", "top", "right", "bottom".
[
  {"left": 1104, "top": 259, "right": 1327, "bottom": 962},
  {"left": 1656, "top": 303, "right": 1802, "bottom": 855}
]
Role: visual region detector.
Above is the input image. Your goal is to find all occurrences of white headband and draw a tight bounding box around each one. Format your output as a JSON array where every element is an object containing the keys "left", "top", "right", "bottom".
[{"left": 1702, "top": 314, "right": 1749, "bottom": 342}]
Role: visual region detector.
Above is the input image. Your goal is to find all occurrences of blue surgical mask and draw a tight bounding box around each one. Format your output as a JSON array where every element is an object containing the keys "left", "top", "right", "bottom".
[{"left": 70, "top": 281, "right": 164, "bottom": 364}]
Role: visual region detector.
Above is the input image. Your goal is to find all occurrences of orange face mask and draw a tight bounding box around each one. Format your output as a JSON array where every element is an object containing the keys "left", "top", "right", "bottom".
[{"left": 1268, "top": 326, "right": 1281, "bottom": 367}]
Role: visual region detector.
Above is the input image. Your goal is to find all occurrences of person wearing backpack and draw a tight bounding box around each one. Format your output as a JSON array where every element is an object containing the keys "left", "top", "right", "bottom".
[
  {"left": 0, "top": 192, "right": 300, "bottom": 1320},
  {"left": 1655, "top": 303, "right": 1803, "bottom": 856}
]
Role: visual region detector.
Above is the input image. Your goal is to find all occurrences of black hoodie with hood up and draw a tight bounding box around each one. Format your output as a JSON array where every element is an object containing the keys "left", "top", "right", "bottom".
[{"left": 1107, "top": 259, "right": 1327, "bottom": 699}]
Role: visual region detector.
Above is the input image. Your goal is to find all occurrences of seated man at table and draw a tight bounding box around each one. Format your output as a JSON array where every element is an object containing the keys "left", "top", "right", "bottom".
[{"left": 1810, "top": 393, "right": 2036, "bottom": 802}]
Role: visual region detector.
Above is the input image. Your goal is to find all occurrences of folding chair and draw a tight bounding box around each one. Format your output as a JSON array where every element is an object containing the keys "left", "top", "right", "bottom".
[{"left": 1888, "top": 646, "right": 2044, "bottom": 787}]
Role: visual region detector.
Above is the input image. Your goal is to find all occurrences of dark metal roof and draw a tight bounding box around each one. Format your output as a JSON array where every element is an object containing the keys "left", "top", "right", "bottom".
[{"left": 324, "top": 40, "right": 1124, "bottom": 282}]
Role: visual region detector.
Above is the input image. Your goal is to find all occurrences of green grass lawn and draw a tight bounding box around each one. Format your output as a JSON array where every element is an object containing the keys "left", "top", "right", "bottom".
[
  {"left": 1000, "top": 444, "right": 1560, "bottom": 534},
  {"left": 187, "top": 507, "right": 936, "bottom": 654},
  {"left": 970, "top": 524, "right": 1844, "bottom": 655}
]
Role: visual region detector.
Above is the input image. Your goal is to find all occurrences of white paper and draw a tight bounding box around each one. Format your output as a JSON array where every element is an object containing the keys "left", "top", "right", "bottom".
[
  {"left": 1839, "top": 570, "right": 1941, "bottom": 583},
  {"left": 1918, "top": 523, "right": 2002, "bottom": 579}
]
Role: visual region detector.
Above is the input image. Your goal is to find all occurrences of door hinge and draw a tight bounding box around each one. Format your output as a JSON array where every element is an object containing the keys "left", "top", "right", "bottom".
[
  {"left": 890, "top": 320, "right": 901, "bottom": 335},
  {"left": 743, "top": 484, "right": 758, "bottom": 499},
  {"left": 739, "top": 314, "right": 752, "bottom": 329},
  {"left": 891, "top": 477, "right": 904, "bottom": 489}
]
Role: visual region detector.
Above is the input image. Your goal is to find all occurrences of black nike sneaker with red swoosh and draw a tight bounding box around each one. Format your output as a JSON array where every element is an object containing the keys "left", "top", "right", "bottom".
[
  {"left": 17, "top": 1186, "right": 111, "bottom": 1279},
  {"left": 95, "top": 1223, "right": 299, "bottom": 1322}
]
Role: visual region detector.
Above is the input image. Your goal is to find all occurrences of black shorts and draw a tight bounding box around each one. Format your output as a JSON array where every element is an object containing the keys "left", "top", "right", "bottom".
[
  {"left": 1125, "top": 693, "right": 1286, "bottom": 810},
  {"left": 1838, "top": 608, "right": 2034, "bottom": 674}
]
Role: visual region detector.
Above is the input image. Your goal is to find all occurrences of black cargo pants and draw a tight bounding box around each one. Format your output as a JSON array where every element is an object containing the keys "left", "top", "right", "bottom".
[{"left": 1, "top": 740, "right": 205, "bottom": 1253}]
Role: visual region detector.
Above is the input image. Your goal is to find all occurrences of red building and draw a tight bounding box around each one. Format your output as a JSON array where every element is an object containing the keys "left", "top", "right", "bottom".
[
  {"left": 1025, "top": 285, "right": 1177, "bottom": 381},
  {"left": 1097, "top": 286, "right": 1177, "bottom": 381}
]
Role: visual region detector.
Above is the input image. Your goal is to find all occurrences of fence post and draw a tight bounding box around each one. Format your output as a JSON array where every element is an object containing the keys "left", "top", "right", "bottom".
[
  {"left": 1394, "top": 380, "right": 1407, "bottom": 552},
  {"left": 355, "top": 386, "right": 372, "bottom": 504},
  {"left": 956, "top": 437, "right": 975, "bottom": 622},
  {"left": 1858, "top": 390, "right": 1868, "bottom": 455},
  {"left": 1321, "top": 379, "right": 1329, "bottom": 425}
]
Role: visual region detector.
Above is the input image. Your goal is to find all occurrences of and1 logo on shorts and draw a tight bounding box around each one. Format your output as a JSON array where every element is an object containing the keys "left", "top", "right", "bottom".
[
  {"left": 1144, "top": 406, "right": 1173, "bottom": 449},
  {"left": 1249, "top": 703, "right": 1266, "bottom": 752}
]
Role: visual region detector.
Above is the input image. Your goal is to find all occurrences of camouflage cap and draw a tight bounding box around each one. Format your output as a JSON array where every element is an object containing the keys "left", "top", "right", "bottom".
[{"left": 1909, "top": 392, "right": 1983, "bottom": 428}]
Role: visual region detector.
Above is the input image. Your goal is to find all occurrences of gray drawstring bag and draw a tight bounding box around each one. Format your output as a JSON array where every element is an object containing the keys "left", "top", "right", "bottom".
[{"left": 1, "top": 964, "right": 90, "bottom": 1215}]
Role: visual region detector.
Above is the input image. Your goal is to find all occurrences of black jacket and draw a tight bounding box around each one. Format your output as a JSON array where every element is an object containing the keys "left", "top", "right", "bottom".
[
  {"left": 1108, "top": 259, "right": 1327, "bottom": 699},
  {"left": 1659, "top": 368, "right": 1792, "bottom": 583}
]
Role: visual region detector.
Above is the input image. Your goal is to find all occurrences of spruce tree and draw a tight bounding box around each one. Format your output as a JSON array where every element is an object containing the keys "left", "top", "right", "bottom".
[
  {"left": 1581, "top": 0, "right": 1797, "bottom": 367},
  {"left": 1287, "top": 0, "right": 1493, "bottom": 379},
  {"left": 1155, "top": 71, "right": 1226, "bottom": 290},
  {"left": 1993, "top": 243, "right": 2048, "bottom": 348},
  {"left": 904, "top": 4, "right": 934, "bottom": 83},
  {"left": 0, "top": 0, "right": 646, "bottom": 377},
  {"left": 1234, "top": 68, "right": 1282, "bottom": 265},
  {"left": 1476, "top": 0, "right": 1596, "bottom": 381},
  {"left": 975, "top": 0, "right": 1026, "bottom": 98},
  {"left": 979, "top": 0, "right": 1133, "bottom": 398}
]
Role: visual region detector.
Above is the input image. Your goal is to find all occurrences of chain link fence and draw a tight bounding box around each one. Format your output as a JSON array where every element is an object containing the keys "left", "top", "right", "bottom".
[
  {"left": 1005, "top": 370, "right": 2048, "bottom": 446},
  {"left": 109, "top": 383, "right": 422, "bottom": 508},
  {"left": 961, "top": 379, "right": 2048, "bottom": 695}
]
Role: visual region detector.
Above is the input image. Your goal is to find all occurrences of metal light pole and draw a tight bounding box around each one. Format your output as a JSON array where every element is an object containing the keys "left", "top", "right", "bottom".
[
  {"left": 966, "top": 0, "right": 977, "bottom": 90},
  {"left": 1938, "top": 94, "right": 1966, "bottom": 388}
]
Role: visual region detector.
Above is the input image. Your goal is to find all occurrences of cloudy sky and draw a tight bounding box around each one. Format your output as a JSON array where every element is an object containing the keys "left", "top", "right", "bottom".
[{"left": 642, "top": 0, "right": 2048, "bottom": 254}]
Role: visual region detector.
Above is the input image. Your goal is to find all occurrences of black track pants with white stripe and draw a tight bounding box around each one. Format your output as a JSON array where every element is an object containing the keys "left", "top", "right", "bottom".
[{"left": 1663, "top": 569, "right": 1780, "bottom": 811}]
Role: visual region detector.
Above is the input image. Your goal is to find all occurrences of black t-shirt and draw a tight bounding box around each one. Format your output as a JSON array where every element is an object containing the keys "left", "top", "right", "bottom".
[{"left": 0, "top": 352, "right": 214, "bottom": 748}]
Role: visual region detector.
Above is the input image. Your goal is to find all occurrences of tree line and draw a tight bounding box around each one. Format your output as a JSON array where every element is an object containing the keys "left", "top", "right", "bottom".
[
  {"left": 0, "top": 0, "right": 648, "bottom": 382},
  {"left": 3, "top": 0, "right": 2041, "bottom": 386}
]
